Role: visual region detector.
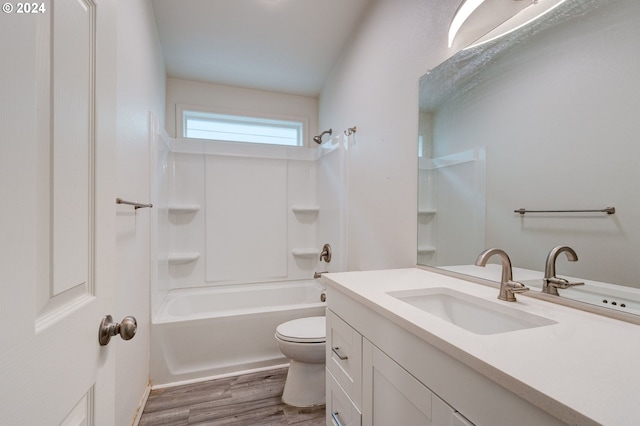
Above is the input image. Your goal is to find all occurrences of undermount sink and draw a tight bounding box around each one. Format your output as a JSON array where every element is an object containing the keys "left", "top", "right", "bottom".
[{"left": 387, "top": 287, "right": 557, "bottom": 335}]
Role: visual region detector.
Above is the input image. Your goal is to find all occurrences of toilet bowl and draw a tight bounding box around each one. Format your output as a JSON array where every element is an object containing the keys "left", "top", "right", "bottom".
[{"left": 275, "top": 316, "right": 326, "bottom": 407}]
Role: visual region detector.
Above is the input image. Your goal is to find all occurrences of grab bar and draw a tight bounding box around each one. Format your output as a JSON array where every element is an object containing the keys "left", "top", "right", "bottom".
[
  {"left": 515, "top": 207, "right": 615, "bottom": 215},
  {"left": 116, "top": 198, "right": 153, "bottom": 210}
]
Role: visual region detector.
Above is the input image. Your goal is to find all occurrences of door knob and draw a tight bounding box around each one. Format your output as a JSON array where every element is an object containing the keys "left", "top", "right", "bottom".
[{"left": 98, "top": 314, "right": 137, "bottom": 346}]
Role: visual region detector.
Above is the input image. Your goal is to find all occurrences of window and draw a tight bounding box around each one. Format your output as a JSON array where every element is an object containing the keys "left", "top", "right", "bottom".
[{"left": 182, "top": 109, "right": 304, "bottom": 147}]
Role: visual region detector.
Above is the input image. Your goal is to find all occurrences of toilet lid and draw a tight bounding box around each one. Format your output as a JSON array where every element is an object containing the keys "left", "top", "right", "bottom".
[{"left": 276, "top": 316, "right": 326, "bottom": 343}]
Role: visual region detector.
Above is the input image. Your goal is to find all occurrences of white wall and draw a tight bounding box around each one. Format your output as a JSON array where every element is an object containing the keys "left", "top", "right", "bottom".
[
  {"left": 115, "top": 0, "right": 165, "bottom": 423},
  {"left": 165, "top": 77, "right": 319, "bottom": 141},
  {"left": 319, "top": 0, "right": 456, "bottom": 271},
  {"left": 430, "top": 0, "right": 640, "bottom": 287}
]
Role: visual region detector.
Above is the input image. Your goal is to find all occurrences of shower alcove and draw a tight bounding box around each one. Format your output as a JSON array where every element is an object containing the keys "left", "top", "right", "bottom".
[{"left": 150, "top": 126, "right": 347, "bottom": 385}]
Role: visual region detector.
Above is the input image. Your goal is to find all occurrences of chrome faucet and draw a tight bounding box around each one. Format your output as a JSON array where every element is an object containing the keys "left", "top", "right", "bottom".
[
  {"left": 475, "top": 248, "right": 529, "bottom": 302},
  {"left": 543, "top": 246, "right": 584, "bottom": 295}
]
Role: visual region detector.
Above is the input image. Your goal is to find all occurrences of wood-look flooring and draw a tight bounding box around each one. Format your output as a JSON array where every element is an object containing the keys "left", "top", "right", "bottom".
[{"left": 139, "top": 367, "right": 326, "bottom": 426}]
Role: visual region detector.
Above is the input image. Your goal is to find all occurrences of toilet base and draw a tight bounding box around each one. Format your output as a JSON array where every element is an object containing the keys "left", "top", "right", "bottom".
[{"left": 282, "top": 360, "right": 326, "bottom": 407}]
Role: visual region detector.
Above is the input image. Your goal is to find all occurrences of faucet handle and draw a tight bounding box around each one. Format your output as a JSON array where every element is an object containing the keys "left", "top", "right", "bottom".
[
  {"left": 506, "top": 280, "right": 529, "bottom": 294},
  {"left": 546, "top": 277, "right": 584, "bottom": 290},
  {"left": 499, "top": 280, "right": 530, "bottom": 301}
]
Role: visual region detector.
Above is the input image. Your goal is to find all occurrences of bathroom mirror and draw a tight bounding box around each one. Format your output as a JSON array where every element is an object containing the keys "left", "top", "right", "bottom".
[{"left": 418, "top": 0, "right": 640, "bottom": 316}]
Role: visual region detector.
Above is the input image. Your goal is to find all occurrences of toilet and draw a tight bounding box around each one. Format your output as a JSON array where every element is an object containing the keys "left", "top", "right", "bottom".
[{"left": 275, "top": 316, "right": 326, "bottom": 407}]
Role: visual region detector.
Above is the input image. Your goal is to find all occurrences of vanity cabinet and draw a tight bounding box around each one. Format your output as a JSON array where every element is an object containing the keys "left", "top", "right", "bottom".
[
  {"left": 326, "top": 309, "right": 474, "bottom": 426},
  {"left": 325, "top": 284, "right": 565, "bottom": 426}
]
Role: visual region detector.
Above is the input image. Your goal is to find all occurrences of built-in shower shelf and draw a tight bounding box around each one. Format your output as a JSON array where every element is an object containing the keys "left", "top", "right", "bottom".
[
  {"left": 418, "top": 209, "right": 436, "bottom": 216},
  {"left": 291, "top": 205, "right": 320, "bottom": 214},
  {"left": 418, "top": 246, "right": 436, "bottom": 255},
  {"left": 168, "top": 252, "right": 200, "bottom": 264},
  {"left": 292, "top": 248, "right": 320, "bottom": 258},
  {"left": 168, "top": 204, "right": 200, "bottom": 214}
]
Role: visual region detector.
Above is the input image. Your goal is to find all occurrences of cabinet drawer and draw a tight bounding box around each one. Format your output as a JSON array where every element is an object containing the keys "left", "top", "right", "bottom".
[
  {"left": 327, "top": 368, "right": 362, "bottom": 426},
  {"left": 327, "top": 309, "right": 363, "bottom": 407}
]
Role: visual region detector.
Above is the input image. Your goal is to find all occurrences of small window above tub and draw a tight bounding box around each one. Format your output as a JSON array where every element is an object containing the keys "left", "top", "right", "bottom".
[{"left": 178, "top": 105, "right": 306, "bottom": 147}]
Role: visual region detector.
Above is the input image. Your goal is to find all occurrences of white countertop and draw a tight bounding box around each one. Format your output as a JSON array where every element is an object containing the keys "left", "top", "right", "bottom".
[{"left": 323, "top": 268, "right": 640, "bottom": 425}]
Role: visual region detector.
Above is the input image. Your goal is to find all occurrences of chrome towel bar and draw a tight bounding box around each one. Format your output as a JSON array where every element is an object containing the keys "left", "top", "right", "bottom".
[
  {"left": 515, "top": 207, "right": 615, "bottom": 215},
  {"left": 116, "top": 198, "right": 153, "bottom": 210}
]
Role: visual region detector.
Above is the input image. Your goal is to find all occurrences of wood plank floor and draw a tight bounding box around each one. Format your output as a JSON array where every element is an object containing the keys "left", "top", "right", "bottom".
[{"left": 139, "top": 367, "right": 326, "bottom": 426}]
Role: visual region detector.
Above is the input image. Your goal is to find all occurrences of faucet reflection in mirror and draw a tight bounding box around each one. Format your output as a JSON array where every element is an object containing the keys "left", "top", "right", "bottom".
[
  {"left": 543, "top": 246, "right": 584, "bottom": 296},
  {"left": 417, "top": 0, "right": 640, "bottom": 318}
]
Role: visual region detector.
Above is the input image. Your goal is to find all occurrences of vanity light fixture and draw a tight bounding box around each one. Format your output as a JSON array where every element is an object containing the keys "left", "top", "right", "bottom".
[
  {"left": 448, "top": 0, "right": 568, "bottom": 50},
  {"left": 448, "top": 0, "right": 486, "bottom": 48}
]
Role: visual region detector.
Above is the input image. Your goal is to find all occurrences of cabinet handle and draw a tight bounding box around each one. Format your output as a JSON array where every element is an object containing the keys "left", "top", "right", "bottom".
[
  {"left": 331, "top": 411, "right": 345, "bottom": 426},
  {"left": 332, "top": 346, "right": 349, "bottom": 360}
]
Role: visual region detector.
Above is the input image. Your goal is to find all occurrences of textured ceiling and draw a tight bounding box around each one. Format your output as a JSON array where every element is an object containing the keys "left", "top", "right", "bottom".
[{"left": 151, "top": 0, "right": 374, "bottom": 97}]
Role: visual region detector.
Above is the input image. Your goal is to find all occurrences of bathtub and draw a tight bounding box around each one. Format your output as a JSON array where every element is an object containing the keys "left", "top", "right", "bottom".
[{"left": 150, "top": 280, "right": 326, "bottom": 387}]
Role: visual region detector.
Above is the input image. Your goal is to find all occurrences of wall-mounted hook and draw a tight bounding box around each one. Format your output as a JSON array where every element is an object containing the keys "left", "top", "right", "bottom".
[{"left": 344, "top": 126, "right": 357, "bottom": 136}]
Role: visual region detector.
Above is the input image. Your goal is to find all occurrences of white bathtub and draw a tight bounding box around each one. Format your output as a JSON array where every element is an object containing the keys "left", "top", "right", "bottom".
[{"left": 150, "top": 280, "right": 326, "bottom": 387}]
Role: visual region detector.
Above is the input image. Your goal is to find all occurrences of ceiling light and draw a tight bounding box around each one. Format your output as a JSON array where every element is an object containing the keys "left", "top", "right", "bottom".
[
  {"left": 448, "top": 0, "right": 485, "bottom": 48},
  {"left": 448, "top": 0, "right": 567, "bottom": 50}
]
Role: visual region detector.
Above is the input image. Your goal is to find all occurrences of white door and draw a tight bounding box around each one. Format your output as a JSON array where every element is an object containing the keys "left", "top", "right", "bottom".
[{"left": 1, "top": 0, "right": 118, "bottom": 424}]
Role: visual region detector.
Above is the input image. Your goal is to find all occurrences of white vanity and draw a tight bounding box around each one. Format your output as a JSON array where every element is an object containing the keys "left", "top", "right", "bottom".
[{"left": 322, "top": 268, "right": 640, "bottom": 425}]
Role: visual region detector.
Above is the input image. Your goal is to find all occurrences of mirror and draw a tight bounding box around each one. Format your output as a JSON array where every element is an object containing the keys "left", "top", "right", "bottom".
[{"left": 418, "top": 0, "right": 640, "bottom": 316}]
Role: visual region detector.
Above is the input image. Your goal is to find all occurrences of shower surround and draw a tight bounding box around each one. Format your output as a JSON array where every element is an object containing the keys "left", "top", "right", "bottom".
[{"left": 150, "top": 126, "right": 347, "bottom": 386}]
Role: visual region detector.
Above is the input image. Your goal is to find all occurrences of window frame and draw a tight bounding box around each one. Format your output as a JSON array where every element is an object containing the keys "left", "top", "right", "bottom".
[{"left": 176, "top": 104, "right": 309, "bottom": 148}]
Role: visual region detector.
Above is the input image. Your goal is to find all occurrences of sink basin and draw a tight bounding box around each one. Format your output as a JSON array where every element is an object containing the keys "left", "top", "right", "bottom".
[{"left": 387, "top": 287, "right": 557, "bottom": 335}]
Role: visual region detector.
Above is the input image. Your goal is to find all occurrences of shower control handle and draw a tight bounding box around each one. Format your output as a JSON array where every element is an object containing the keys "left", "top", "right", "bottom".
[
  {"left": 98, "top": 314, "right": 137, "bottom": 346},
  {"left": 320, "top": 243, "right": 332, "bottom": 262}
]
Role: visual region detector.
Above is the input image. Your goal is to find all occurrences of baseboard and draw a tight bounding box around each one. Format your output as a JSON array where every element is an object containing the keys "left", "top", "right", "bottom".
[{"left": 131, "top": 382, "right": 152, "bottom": 426}]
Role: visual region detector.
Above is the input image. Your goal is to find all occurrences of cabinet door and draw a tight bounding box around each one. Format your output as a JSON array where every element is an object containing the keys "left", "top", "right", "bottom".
[{"left": 362, "top": 339, "right": 470, "bottom": 426}]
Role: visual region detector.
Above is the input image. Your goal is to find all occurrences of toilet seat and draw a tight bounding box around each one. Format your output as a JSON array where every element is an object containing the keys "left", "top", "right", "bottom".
[{"left": 275, "top": 316, "right": 326, "bottom": 343}]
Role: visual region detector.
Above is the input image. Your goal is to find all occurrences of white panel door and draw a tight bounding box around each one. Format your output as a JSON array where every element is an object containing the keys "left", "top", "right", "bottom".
[{"left": 0, "top": 0, "right": 118, "bottom": 424}]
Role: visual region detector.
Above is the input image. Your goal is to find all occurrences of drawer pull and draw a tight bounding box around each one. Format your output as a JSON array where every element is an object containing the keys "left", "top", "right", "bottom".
[
  {"left": 331, "top": 411, "right": 345, "bottom": 426},
  {"left": 332, "top": 346, "right": 349, "bottom": 360}
]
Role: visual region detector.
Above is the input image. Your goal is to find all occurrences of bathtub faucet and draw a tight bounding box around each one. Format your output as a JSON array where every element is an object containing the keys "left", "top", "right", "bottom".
[{"left": 314, "top": 271, "right": 327, "bottom": 279}]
